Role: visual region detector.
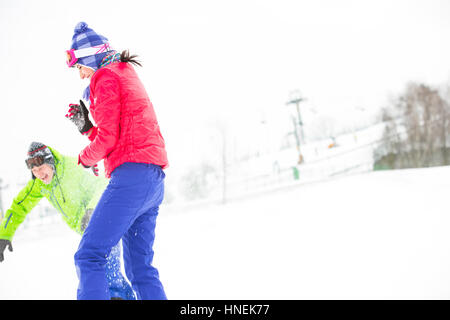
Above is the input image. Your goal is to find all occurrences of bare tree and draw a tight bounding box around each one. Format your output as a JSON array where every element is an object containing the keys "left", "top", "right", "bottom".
[
  {"left": 179, "top": 162, "right": 220, "bottom": 201},
  {"left": 375, "top": 82, "right": 449, "bottom": 169}
]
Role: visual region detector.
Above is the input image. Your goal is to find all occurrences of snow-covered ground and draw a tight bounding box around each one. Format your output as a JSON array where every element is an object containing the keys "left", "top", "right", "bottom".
[{"left": 1, "top": 166, "right": 450, "bottom": 300}]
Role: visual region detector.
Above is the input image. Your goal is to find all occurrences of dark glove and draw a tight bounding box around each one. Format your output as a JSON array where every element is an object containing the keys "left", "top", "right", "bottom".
[
  {"left": 0, "top": 239, "right": 13, "bottom": 262},
  {"left": 65, "top": 99, "right": 93, "bottom": 135},
  {"left": 80, "top": 208, "right": 94, "bottom": 232},
  {"left": 78, "top": 155, "right": 99, "bottom": 176}
]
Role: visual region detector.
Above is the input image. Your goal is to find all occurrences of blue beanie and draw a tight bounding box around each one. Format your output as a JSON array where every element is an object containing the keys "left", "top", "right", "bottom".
[{"left": 71, "top": 22, "right": 111, "bottom": 71}]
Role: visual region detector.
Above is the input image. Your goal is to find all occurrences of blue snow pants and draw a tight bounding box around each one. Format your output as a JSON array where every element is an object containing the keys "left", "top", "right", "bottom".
[{"left": 74, "top": 162, "right": 167, "bottom": 300}]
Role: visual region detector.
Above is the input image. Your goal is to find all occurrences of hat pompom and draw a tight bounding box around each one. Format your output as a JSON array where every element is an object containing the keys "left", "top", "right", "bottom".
[{"left": 74, "top": 22, "right": 89, "bottom": 34}]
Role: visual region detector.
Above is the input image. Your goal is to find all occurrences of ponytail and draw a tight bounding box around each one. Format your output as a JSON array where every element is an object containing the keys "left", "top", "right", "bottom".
[{"left": 120, "top": 50, "right": 142, "bottom": 67}]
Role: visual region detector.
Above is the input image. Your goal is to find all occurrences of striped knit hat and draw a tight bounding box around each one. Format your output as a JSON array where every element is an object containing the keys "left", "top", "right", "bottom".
[
  {"left": 26, "top": 142, "right": 55, "bottom": 179},
  {"left": 70, "top": 22, "right": 112, "bottom": 71}
]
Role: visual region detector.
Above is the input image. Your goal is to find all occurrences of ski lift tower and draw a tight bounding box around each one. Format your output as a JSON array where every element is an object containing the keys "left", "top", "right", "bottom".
[{"left": 286, "top": 91, "right": 306, "bottom": 164}]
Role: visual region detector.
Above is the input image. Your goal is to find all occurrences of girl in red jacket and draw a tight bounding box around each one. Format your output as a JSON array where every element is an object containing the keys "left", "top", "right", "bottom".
[{"left": 65, "top": 22, "right": 169, "bottom": 300}]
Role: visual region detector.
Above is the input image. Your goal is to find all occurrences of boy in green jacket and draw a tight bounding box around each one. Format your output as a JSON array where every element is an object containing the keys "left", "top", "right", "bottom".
[{"left": 0, "top": 142, "right": 135, "bottom": 300}]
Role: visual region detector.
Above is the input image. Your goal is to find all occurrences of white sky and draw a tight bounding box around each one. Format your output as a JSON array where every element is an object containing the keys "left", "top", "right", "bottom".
[{"left": 0, "top": 0, "right": 450, "bottom": 195}]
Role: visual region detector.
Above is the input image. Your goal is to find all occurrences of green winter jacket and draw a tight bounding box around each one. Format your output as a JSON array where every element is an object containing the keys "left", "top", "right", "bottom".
[{"left": 0, "top": 146, "right": 108, "bottom": 241}]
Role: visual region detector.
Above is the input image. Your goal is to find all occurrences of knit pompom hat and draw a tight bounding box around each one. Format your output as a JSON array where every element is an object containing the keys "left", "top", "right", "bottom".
[
  {"left": 26, "top": 142, "right": 55, "bottom": 179},
  {"left": 70, "top": 22, "right": 112, "bottom": 71}
]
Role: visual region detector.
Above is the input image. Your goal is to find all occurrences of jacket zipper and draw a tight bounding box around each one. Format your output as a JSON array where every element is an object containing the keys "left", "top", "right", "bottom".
[
  {"left": 50, "top": 189, "right": 67, "bottom": 218},
  {"left": 3, "top": 213, "right": 13, "bottom": 229},
  {"left": 4, "top": 179, "right": 37, "bottom": 229}
]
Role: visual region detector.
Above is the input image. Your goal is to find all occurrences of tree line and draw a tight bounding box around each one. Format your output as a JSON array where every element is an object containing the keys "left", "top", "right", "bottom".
[{"left": 374, "top": 82, "right": 450, "bottom": 169}]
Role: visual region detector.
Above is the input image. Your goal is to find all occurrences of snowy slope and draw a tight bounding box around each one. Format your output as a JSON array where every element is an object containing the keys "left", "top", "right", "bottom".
[{"left": 1, "top": 166, "right": 450, "bottom": 299}]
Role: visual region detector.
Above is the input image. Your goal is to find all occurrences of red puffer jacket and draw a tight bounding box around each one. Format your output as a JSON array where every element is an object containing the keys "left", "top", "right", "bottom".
[{"left": 79, "top": 62, "right": 168, "bottom": 178}]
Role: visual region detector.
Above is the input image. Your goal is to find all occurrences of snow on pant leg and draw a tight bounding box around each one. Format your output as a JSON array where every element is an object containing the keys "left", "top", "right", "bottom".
[
  {"left": 74, "top": 163, "right": 156, "bottom": 300},
  {"left": 81, "top": 211, "right": 135, "bottom": 300},
  {"left": 122, "top": 207, "right": 166, "bottom": 300},
  {"left": 105, "top": 242, "right": 136, "bottom": 300},
  {"left": 122, "top": 163, "right": 166, "bottom": 300}
]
